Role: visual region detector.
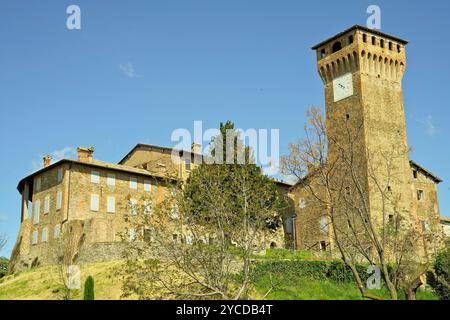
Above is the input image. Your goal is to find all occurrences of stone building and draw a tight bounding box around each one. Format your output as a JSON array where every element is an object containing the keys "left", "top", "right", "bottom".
[
  {"left": 289, "top": 25, "right": 444, "bottom": 257},
  {"left": 9, "top": 144, "right": 289, "bottom": 272}
]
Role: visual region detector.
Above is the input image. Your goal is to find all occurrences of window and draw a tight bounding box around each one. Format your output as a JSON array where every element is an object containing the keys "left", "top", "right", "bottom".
[
  {"left": 91, "top": 171, "right": 100, "bottom": 184},
  {"left": 32, "top": 231, "right": 38, "bottom": 245},
  {"left": 129, "top": 177, "right": 138, "bottom": 189},
  {"left": 389, "top": 42, "right": 393, "bottom": 50},
  {"left": 421, "top": 220, "right": 430, "bottom": 232},
  {"left": 54, "top": 224, "right": 61, "bottom": 239},
  {"left": 129, "top": 229, "right": 136, "bottom": 242},
  {"left": 413, "top": 170, "right": 418, "bottom": 179},
  {"left": 130, "top": 199, "right": 138, "bottom": 215},
  {"left": 363, "top": 34, "right": 367, "bottom": 43},
  {"left": 417, "top": 190, "right": 424, "bottom": 201},
  {"left": 320, "top": 49, "right": 326, "bottom": 59},
  {"left": 90, "top": 194, "right": 99, "bottom": 211},
  {"left": 319, "top": 216, "right": 328, "bottom": 233},
  {"left": 298, "top": 198, "right": 306, "bottom": 209},
  {"left": 388, "top": 214, "right": 394, "bottom": 224},
  {"left": 380, "top": 39, "right": 385, "bottom": 48},
  {"left": 57, "top": 167, "right": 63, "bottom": 182},
  {"left": 42, "top": 227, "right": 48, "bottom": 242},
  {"left": 143, "top": 201, "right": 151, "bottom": 215},
  {"left": 107, "top": 196, "right": 115, "bottom": 213},
  {"left": 107, "top": 174, "right": 115, "bottom": 186},
  {"left": 371, "top": 36, "right": 376, "bottom": 45},
  {"left": 320, "top": 241, "right": 327, "bottom": 251},
  {"left": 33, "top": 200, "right": 40, "bottom": 224},
  {"left": 348, "top": 35, "right": 354, "bottom": 44},
  {"left": 56, "top": 191, "right": 62, "bottom": 210},
  {"left": 36, "top": 177, "right": 41, "bottom": 192},
  {"left": 186, "top": 234, "right": 193, "bottom": 245},
  {"left": 144, "top": 179, "right": 151, "bottom": 192},
  {"left": 172, "top": 234, "right": 179, "bottom": 243},
  {"left": 332, "top": 41, "right": 342, "bottom": 53},
  {"left": 397, "top": 44, "right": 401, "bottom": 53},
  {"left": 44, "top": 195, "right": 50, "bottom": 214},
  {"left": 170, "top": 205, "right": 179, "bottom": 219},
  {"left": 185, "top": 158, "right": 191, "bottom": 171}
]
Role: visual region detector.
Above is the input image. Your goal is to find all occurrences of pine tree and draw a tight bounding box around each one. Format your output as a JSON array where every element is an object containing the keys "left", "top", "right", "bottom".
[{"left": 83, "top": 276, "right": 95, "bottom": 300}]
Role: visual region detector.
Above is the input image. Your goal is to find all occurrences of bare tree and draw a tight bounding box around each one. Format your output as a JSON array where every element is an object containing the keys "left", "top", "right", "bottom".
[
  {"left": 0, "top": 234, "right": 6, "bottom": 252},
  {"left": 281, "top": 106, "right": 443, "bottom": 300}
]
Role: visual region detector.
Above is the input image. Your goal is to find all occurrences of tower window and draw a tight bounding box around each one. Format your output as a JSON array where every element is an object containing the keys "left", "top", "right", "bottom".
[
  {"left": 320, "top": 49, "right": 326, "bottom": 59},
  {"left": 320, "top": 241, "right": 327, "bottom": 251},
  {"left": 397, "top": 44, "right": 401, "bottom": 53},
  {"left": 346, "top": 114, "right": 350, "bottom": 120},
  {"left": 380, "top": 39, "right": 385, "bottom": 48},
  {"left": 388, "top": 214, "right": 394, "bottom": 224},
  {"left": 332, "top": 41, "right": 342, "bottom": 53},
  {"left": 413, "top": 170, "right": 418, "bottom": 179},
  {"left": 389, "top": 42, "right": 393, "bottom": 50},
  {"left": 417, "top": 190, "right": 424, "bottom": 201},
  {"left": 348, "top": 35, "right": 354, "bottom": 44},
  {"left": 371, "top": 36, "right": 376, "bottom": 45},
  {"left": 363, "top": 34, "right": 367, "bottom": 43}
]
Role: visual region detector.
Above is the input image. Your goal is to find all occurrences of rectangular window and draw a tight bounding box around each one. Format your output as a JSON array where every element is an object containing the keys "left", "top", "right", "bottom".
[
  {"left": 185, "top": 158, "right": 191, "bottom": 171},
  {"left": 143, "top": 201, "right": 151, "bottom": 215},
  {"left": 129, "top": 229, "right": 136, "bottom": 242},
  {"left": 107, "top": 196, "right": 116, "bottom": 213},
  {"left": 54, "top": 224, "right": 61, "bottom": 239},
  {"left": 417, "top": 190, "right": 424, "bottom": 201},
  {"left": 44, "top": 195, "right": 50, "bottom": 214},
  {"left": 32, "top": 231, "right": 38, "bottom": 245},
  {"left": 56, "top": 191, "right": 62, "bottom": 210},
  {"left": 413, "top": 170, "right": 418, "bottom": 179},
  {"left": 130, "top": 177, "right": 138, "bottom": 189},
  {"left": 90, "top": 194, "right": 99, "bottom": 211},
  {"left": 107, "top": 173, "right": 115, "bottom": 186},
  {"left": 91, "top": 170, "right": 100, "bottom": 184},
  {"left": 57, "top": 167, "right": 63, "bottom": 182},
  {"left": 319, "top": 216, "right": 328, "bottom": 233},
  {"left": 36, "top": 177, "right": 41, "bottom": 192},
  {"left": 421, "top": 220, "right": 430, "bottom": 232},
  {"left": 33, "top": 200, "right": 40, "bottom": 224},
  {"left": 320, "top": 241, "right": 327, "bottom": 251},
  {"left": 130, "top": 199, "right": 138, "bottom": 215},
  {"left": 42, "top": 227, "right": 48, "bottom": 242},
  {"left": 144, "top": 180, "right": 151, "bottom": 192}
]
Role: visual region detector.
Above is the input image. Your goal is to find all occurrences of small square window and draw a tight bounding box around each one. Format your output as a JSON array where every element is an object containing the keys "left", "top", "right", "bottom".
[
  {"left": 90, "top": 194, "right": 99, "bottom": 211},
  {"left": 130, "top": 177, "right": 138, "bottom": 189},
  {"left": 107, "top": 174, "right": 116, "bottom": 186},
  {"left": 91, "top": 171, "right": 100, "bottom": 184}
]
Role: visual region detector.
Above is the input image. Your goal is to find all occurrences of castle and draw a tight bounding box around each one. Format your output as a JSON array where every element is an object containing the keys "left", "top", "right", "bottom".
[{"left": 9, "top": 26, "right": 444, "bottom": 272}]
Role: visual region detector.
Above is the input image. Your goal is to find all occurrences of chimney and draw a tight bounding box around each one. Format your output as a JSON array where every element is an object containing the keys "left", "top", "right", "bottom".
[
  {"left": 191, "top": 143, "right": 201, "bottom": 155},
  {"left": 77, "top": 147, "right": 95, "bottom": 162},
  {"left": 43, "top": 155, "right": 52, "bottom": 168}
]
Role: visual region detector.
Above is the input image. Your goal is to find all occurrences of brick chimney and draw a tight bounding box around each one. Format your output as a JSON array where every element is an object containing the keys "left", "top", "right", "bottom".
[
  {"left": 77, "top": 147, "right": 95, "bottom": 162},
  {"left": 191, "top": 143, "right": 201, "bottom": 155},
  {"left": 43, "top": 155, "right": 52, "bottom": 168}
]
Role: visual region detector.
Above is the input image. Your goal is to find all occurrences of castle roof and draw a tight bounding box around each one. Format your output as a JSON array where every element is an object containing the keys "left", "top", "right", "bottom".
[
  {"left": 17, "top": 158, "right": 177, "bottom": 199},
  {"left": 311, "top": 25, "right": 409, "bottom": 50},
  {"left": 410, "top": 160, "right": 442, "bottom": 183}
]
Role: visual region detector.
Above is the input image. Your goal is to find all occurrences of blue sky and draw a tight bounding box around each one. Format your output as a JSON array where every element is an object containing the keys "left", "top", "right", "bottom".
[{"left": 1, "top": 0, "right": 449, "bottom": 257}]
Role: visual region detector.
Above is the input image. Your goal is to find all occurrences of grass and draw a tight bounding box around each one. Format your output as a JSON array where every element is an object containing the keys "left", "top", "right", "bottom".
[{"left": 0, "top": 254, "right": 439, "bottom": 300}]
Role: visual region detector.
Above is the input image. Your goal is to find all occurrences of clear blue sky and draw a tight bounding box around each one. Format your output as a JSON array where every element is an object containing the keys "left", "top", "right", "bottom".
[{"left": 1, "top": 0, "right": 449, "bottom": 257}]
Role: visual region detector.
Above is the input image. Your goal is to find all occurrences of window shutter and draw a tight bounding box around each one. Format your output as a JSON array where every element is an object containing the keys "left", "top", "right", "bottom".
[
  {"left": 91, "top": 194, "right": 99, "bottom": 211},
  {"left": 107, "top": 196, "right": 115, "bottom": 213},
  {"left": 44, "top": 195, "right": 50, "bottom": 214},
  {"left": 57, "top": 167, "right": 63, "bottom": 182},
  {"left": 56, "top": 191, "right": 62, "bottom": 210},
  {"left": 42, "top": 228, "right": 48, "bottom": 242},
  {"left": 32, "top": 231, "right": 38, "bottom": 245},
  {"left": 36, "top": 177, "right": 41, "bottom": 192},
  {"left": 34, "top": 200, "right": 40, "bottom": 224},
  {"left": 91, "top": 171, "right": 100, "bottom": 184}
]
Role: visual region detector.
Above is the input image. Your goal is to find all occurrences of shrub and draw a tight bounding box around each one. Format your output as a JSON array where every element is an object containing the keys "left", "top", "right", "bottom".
[
  {"left": 83, "top": 276, "right": 95, "bottom": 300},
  {"left": 0, "top": 257, "right": 8, "bottom": 279},
  {"left": 427, "top": 248, "right": 450, "bottom": 300}
]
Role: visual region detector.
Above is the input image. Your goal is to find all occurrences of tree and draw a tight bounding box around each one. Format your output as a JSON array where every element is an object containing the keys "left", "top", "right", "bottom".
[
  {"left": 121, "top": 121, "right": 285, "bottom": 300},
  {"left": 427, "top": 248, "right": 450, "bottom": 300},
  {"left": 0, "top": 233, "right": 6, "bottom": 252},
  {"left": 0, "top": 257, "right": 8, "bottom": 279},
  {"left": 281, "top": 107, "right": 443, "bottom": 300},
  {"left": 83, "top": 276, "right": 95, "bottom": 300}
]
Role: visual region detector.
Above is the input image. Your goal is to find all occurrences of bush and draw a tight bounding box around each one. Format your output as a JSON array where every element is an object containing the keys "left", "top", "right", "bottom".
[
  {"left": 427, "top": 248, "right": 450, "bottom": 300},
  {"left": 83, "top": 276, "right": 95, "bottom": 300},
  {"left": 0, "top": 257, "right": 8, "bottom": 278}
]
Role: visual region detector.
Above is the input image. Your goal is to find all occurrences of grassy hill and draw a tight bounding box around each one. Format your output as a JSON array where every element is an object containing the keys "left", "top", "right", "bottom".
[{"left": 0, "top": 258, "right": 438, "bottom": 300}]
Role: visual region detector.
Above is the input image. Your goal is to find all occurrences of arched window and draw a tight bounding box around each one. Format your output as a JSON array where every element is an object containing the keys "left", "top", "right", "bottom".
[
  {"left": 332, "top": 41, "right": 342, "bottom": 53},
  {"left": 320, "top": 48, "right": 326, "bottom": 59},
  {"left": 372, "top": 36, "right": 376, "bottom": 45},
  {"left": 348, "top": 35, "right": 354, "bottom": 44}
]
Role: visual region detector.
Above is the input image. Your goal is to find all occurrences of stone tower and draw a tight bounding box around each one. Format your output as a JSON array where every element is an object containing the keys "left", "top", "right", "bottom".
[{"left": 312, "top": 26, "right": 414, "bottom": 236}]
